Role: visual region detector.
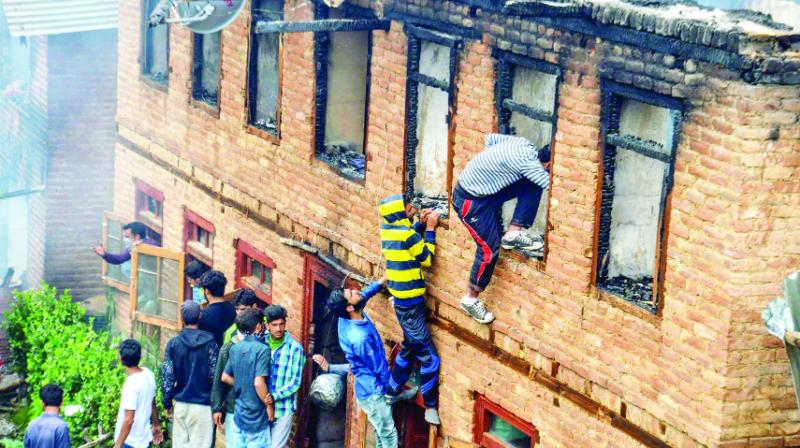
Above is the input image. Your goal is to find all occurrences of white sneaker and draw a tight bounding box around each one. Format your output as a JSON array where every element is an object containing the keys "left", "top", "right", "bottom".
[
  {"left": 460, "top": 297, "right": 495, "bottom": 324},
  {"left": 502, "top": 231, "right": 544, "bottom": 251}
]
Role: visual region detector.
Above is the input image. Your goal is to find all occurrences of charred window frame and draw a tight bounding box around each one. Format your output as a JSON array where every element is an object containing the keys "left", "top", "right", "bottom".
[
  {"left": 473, "top": 394, "right": 538, "bottom": 448},
  {"left": 192, "top": 31, "right": 222, "bottom": 108},
  {"left": 247, "top": 0, "right": 284, "bottom": 136},
  {"left": 140, "top": 0, "right": 169, "bottom": 87},
  {"left": 595, "top": 80, "right": 683, "bottom": 314},
  {"left": 312, "top": 4, "right": 377, "bottom": 182},
  {"left": 234, "top": 239, "right": 275, "bottom": 304},
  {"left": 494, "top": 51, "right": 560, "bottom": 261},
  {"left": 404, "top": 25, "right": 462, "bottom": 217},
  {"left": 134, "top": 179, "right": 164, "bottom": 243}
]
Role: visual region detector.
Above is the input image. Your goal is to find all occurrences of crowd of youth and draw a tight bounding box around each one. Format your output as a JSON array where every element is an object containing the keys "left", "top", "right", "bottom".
[{"left": 26, "top": 134, "right": 550, "bottom": 448}]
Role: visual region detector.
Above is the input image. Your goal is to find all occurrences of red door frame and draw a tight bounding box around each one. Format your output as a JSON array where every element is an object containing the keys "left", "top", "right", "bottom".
[{"left": 296, "top": 254, "right": 358, "bottom": 448}]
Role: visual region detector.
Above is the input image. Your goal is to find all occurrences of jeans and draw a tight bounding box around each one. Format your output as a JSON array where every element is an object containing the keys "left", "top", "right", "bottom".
[
  {"left": 224, "top": 413, "right": 240, "bottom": 448},
  {"left": 452, "top": 181, "right": 543, "bottom": 290},
  {"left": 172, "top": 402, "right": 214, "bottom": 448},
  {"left": 357, "top": 394, "right": 398, "bottom": 448},
  {"left": 270, "top": 414, "right": 293, "bottom": 448},
  {"left": 386, "top": 302, "right": 439, "bottom": 409},
  {"left": 234, "top": 427, "right": 270, "bottom": 448}
]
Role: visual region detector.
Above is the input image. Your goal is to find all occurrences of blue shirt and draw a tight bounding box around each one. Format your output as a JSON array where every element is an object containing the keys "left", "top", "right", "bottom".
[
  {"left": 224, "top": 335, "right": 271, "bottom": 433},
  {"left": 24, "top": 413, "right": 70, "bottom": 448},
  {"left": 332, "top": 312, "right": 390, "bottom": 400}
]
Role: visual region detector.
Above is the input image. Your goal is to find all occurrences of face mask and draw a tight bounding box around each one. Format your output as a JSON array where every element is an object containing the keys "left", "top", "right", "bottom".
[
  {"left": 254, "top": 325, "right": 267, "bottom": 342},
  {"left": 123, "top": 237, "right": 132, "bottom": 250},
  {"left": 192, "top": 286, "right": 207, "bottom": 305}
]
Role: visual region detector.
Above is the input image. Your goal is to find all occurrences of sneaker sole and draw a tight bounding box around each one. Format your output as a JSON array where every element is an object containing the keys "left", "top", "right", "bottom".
[
  {"left": 459, "top": 303, "right": 495, "bottom": 324},
  {"left": 501, "top": 242, "right": 544, "bottom": 251}
]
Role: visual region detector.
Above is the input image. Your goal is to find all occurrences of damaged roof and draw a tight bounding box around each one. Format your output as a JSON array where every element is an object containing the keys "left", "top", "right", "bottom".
[
  {"left": 503, "top": 0, "right": 800, "bottom": 53},
  {"left": 0, "top": 0, "right": 118, "bottom": 37}
]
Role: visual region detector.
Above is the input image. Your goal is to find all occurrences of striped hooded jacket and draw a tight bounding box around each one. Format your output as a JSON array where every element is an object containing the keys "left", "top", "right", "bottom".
[{"left": 379, "top": 195, "right": 436, "bottom": 306}]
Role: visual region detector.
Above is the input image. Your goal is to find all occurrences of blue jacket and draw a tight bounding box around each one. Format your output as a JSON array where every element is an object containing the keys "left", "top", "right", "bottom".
[{"left": 330, "top": 288, "right": 390, "bottom": 400}]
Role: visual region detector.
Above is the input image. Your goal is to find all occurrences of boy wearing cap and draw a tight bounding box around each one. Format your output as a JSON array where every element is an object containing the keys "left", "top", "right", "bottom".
[{"left": 161, "top": 301, "right": 220, "bottom": 448}]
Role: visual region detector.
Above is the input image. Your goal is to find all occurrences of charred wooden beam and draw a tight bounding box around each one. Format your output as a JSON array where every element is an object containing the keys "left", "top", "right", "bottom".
[{"left": 254, "top": 19, "right": 390, "bottom": 34}]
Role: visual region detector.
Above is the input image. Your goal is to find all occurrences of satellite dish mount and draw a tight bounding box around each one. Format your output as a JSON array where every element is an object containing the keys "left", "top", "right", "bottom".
[{"left": 149, "top": 0, "right": 247, "bottom": 34}]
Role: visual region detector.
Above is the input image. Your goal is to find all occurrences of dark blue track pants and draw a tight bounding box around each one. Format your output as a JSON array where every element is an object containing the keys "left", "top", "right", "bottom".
[
  {"left": 452, "top": 181, "right": 543, "bottom": 291},
  {"left": 386, "top": 302, "right": 440, "bottom": 409}
]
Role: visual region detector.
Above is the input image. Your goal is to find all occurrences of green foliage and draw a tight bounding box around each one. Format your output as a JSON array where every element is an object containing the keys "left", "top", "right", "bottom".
[
  {"left": 2, "top": 285, "right": 124, "bottom": 443},
  {"left": 0, "top": 438, "right": 24, "bottom": 448}
]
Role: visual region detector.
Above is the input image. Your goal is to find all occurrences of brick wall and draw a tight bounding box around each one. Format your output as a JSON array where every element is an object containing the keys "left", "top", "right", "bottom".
[
  {"left": 113, "top": 0, "right": 800, "bottom": 446},
  {"left": 44, "top": 30, "right": 117, "bottom": 301}
]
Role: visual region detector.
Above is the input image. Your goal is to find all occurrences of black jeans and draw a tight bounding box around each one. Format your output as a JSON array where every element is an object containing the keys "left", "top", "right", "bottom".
[
  {"left": 386, "top": 302, "right": 440, "bottom": 409},
  {"left": 452, "top": 181, "right": 543, "bottom": 290}
]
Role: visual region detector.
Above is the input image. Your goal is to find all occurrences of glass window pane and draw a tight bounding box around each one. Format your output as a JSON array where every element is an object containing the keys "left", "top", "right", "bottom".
[
  {"left": 618, "top": 99, "right": 673, "bottom": 153},
  {"left": 251, "top": 259, "right": 262, "bottom": 279},
  {"left": 323, "top": 31, "right": 369, "bottom": 157},
  {"left": 106, "top": 218, "right": 127, "bottom": 283},
  {"left": 511, "top": 66, "right": 557, "bottom": 115},
  {"left": 136, "top": 254, "right": 180, "bottom": 322},
  {"left": 418, "top": 41, "right": 450, "bottom": 84},
  {"left": 607, "top": 147, "right": 667, "bottom": 281},
  {"left": 414, "top": 83, "right": 449, "bottom": 199},
  {"left": 488, "top": 414, "right": 531, "bottom": 448}
]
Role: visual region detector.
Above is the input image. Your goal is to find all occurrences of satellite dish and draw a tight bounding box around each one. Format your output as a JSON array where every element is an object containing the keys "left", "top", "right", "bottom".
[{"left": 149, "top": 0, "right": 248, "bottom": 34}]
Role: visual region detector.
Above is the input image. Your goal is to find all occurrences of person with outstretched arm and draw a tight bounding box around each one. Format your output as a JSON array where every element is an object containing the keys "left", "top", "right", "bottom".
[
  {"left": 312, "top": 280, "right": 398, "bottom": 447},
  {"left": 452, "top": 134, "right": 551, "bottom": 324}
]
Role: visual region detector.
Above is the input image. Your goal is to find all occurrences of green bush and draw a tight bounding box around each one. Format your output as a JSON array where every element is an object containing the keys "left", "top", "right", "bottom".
[{"left": 3, "top": 285, "right": 124, "bottom": 443}]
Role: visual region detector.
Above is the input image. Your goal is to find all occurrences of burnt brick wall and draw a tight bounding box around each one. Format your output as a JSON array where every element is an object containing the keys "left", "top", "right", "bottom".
[
  {"left": 44, "top": 30, "right": 117, "bottom": 301},
  {"left": 114, "top": 0, "right": 800, "bottom": 446}
]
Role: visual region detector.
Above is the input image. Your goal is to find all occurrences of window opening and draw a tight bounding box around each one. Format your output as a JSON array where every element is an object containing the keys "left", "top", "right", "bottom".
[
  {"left": 248, "top": 0, "right": 284, "bottom": 134},
  {"left": 596, "top": 81, "right": 683, "bottom": 314},
  {"left": 192, "top": 31, "right": 221, "bottom": 106},
  {"left": 183, "top": 210, "right": 215, "bottom": 266},
  {"left": 313, "top": 7, "right": 372, "bottom": 180},
  {"left": 135, "top": 180, "right": 164, "bottom": 244},
  {"left": 141, "top": 0, "right": 169, "bottom": 84},
  {"left": 404, "top": 26, "right": 461, "bottom": 217},
  {"left": 495, "top": 52, "right": 560, "bottom": 260},
  {"left": 474, "top": 394, "right": 537, "bottom": 448},
  {"left": 234, "top": 239, "right": 275, "bottom": 304}
]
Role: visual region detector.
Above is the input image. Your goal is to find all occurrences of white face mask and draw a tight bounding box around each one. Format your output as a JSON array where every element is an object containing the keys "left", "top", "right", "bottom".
[{"left": 123, "top": 237, "right": 132, "bottom": 249}]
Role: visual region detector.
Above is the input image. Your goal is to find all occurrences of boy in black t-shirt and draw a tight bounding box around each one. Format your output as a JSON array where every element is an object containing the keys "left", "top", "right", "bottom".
[{"left": 198, "top": 270, "right": 236, "bottom": 347}]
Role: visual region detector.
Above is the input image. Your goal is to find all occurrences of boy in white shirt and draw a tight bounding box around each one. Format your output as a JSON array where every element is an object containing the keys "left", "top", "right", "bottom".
[{"left": 113, "top": 339, "right": 163, "bottom": 448}]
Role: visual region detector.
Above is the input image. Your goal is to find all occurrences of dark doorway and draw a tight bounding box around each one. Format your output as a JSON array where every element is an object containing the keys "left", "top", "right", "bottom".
[{"left": 298, "top": 255, "right": 356, "bottom": 448}]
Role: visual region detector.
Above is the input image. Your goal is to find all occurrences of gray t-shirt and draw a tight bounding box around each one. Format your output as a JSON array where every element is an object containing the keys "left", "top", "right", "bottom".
[{"left": 224, "top": 335, "right": 271, "bottom": 433}]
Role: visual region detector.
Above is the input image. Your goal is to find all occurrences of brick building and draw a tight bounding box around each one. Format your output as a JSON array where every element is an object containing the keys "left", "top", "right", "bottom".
[
  {"left": 0, "top": 2, "right": 118, "bottom": 301},
  {"left": 106, "top": 0, "right": 800, "bottom": 446}
]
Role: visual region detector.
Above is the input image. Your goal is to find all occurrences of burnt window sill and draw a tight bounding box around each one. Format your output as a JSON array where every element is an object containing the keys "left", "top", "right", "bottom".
[
  {"left": 409, "top": 194, "right": 449, "bottom": 220},
  {"left": 315, "top": 149, "right": 366, "bottom": 182},
  {"left": 250, "top": 118, "right": 279, "bottom": 137},
  {"left": 190, "top": 96, "right": 220, "bottom": 119},
  {"left": 247, "top": 123, "right": 280, "bottom": 145},
  {"left": 597, "top": 276, "right": 657, "bottom": 315},
  {"left": 141, "top": 73, "right": 169, "bottom": 92}
]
